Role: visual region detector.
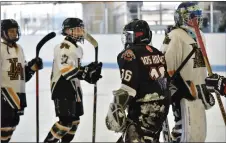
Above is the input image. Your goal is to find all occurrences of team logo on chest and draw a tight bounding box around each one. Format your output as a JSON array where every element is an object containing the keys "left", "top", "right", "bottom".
[
  {"left": 192, "top": 44, "right": 206, "bottom": 68},
  {"left": 121, "top": 49, "right": 136, "bottom": 61},
  {"left": 7, "top": 58, "right": 24, "bottom": 80}
]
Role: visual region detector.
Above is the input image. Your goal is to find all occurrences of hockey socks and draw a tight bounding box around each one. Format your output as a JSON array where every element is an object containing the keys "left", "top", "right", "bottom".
[
  {"left": 44, "top": 121, "right": 71, "bottom": 143},
  {"left": 61, "top": 120, "right": 79, "bottom": 142},
  {"left": 44, "top": 120, "right": 80, "bottom": 143}
]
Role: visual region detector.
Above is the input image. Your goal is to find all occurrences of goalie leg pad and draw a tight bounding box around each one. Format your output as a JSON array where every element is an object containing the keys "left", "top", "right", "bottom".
[
  {"left": 180, "top": 98, "right": 206, "bottom": 142},
  {"left": 105, "top": 103, "right": 127, "bottom": 133}
]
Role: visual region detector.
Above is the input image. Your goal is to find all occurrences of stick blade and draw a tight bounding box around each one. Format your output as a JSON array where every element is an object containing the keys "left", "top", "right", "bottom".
[
  {"left": 84, "top": 31, "right": 98, "bottom": 48},
  {"left": 36, "top": 32, "right": 56, "bottom": 57}
]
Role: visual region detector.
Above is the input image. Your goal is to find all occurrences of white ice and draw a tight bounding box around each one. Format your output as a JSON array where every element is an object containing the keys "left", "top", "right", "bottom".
[{"left": 10, "top": 69, "right": 226, "bottom": 142}]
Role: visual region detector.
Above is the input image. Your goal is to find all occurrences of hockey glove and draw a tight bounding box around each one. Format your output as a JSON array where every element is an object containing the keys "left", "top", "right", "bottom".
[
  {"left": 80, "top": 62, "right": 103, "bottom": 84},
  {"left": 28, "top": 57, "right": 43, "bottom": 71},
  {"left": 205, "top": 73, "right": 226, "bottom": 97},
  {"left": 196, "top": 84, "right": 215, "bottom": 110}
]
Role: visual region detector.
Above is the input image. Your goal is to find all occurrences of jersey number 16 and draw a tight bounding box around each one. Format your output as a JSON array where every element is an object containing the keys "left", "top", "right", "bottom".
[{"left": 121, "top": 69, "right": 132, "bottom": 82}]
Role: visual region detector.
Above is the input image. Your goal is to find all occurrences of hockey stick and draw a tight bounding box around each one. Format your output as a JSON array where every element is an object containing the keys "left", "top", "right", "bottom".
[
  {"left": 84, "top": 32, "right": 98, "bottom": 143},
  {"left": 188, "top": 14, "right": 226, "bottom": 126},
  {"left": 35, "top": 32, "right": 56, "bottom": 143}
]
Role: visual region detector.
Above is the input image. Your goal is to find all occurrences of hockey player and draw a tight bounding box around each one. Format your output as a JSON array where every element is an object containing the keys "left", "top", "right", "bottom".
[
  {"left": 105, "top": 19, "right": 170, "bottom": 143},
  {"left": 205, "top": 73, "right": 226, "bottom": 97},
  {"left": 44, "top": 18, "right": 102, "bottom": 143},
  {"left": 1, "top": 19, "right": 43, "bottom": 142},
  {"left": 161, "top": 2, "right": 215, "bottom": 142}
]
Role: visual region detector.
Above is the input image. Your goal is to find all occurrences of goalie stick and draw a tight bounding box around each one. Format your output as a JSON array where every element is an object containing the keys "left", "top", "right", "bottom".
[
  {"left": 35, "top": 32, "right": 56, "bottom": 143},
  {"left": 188, "top": 14, "right": 226, "bottom": 126},
  {"left": 84, "top": 32, "right": 98, "bottom": 143}
]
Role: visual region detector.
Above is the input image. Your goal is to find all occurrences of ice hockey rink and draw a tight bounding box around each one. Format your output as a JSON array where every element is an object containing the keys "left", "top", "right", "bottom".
[
  {"left": 9, "top": 67, "right": 226, "bottom": 142},
  {"left": 2, "top": 1, "right": 226, "bottom": 142},
  {"left": 5, "top": 33, "right": 225, "bottom": 142}
]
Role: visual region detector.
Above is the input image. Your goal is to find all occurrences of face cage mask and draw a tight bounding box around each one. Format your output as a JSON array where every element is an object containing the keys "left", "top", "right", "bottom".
[
  {"left": 176, "top": 5, "right": 203, "bottom": 28},
  {"left": 121, "top": 31, "right": 135, "bottom": 46},
  {"left": 67, "top": 27, "right": 85, "bottom": 44},
  {"left": 184, "top": 10, "right": 203, "bottom": 28}
]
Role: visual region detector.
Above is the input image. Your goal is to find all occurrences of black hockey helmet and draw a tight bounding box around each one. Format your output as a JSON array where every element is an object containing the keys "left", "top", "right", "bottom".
[
  {"left": 61, "top": 18, "right": 84, "bottom": 43},
  {"left": 122, "top": 19, "right": 152, "bottom": 46},
  {"left": 1, "top": 19, "right": 21, "bottom": 43}
]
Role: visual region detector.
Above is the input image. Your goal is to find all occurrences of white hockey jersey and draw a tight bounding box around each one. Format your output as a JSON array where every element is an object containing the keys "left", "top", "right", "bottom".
[
  {"left": 1, "top": 42, "right": 26, "bottom": 110},
  {"left": 162, "top": 26, "right": 207, "bottom": 97},
  {"left": 51, "top": 39, "right": 83, "bottom": 100}
]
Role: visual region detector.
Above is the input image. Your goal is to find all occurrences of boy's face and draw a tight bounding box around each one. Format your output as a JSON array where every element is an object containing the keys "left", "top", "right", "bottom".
[
  {"left": 7, "top": 28, "right": 18, "bottom": 40},
  {"left": 67, "top": 27, "right": 84, "bottom": 38}
]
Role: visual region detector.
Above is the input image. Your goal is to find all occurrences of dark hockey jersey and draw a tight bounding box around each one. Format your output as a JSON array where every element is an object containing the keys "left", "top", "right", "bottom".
[{"left": 117, "top": 44, "right": 170, "bottom": 132}]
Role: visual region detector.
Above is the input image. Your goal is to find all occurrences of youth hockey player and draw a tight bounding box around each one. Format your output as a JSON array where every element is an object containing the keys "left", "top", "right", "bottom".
[
  {"left": 105, "top": 19, "right": 170, "bottom": 143},
  {"left": 44, "top": 18, "right": 102, "bottom": 143},
  {"left": 1, "top": 19, "right": 43, "bottom": 142},
  {"left": 162, "top": 2, "right": 215, "bottom": 142},
  {"left": 205, "top": 73, "right": 226, "bottom": 96}
]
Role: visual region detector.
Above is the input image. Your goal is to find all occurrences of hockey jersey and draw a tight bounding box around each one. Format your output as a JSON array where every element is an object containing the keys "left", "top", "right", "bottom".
[
  {"left": 1, "top": 42, "right": 27, "bottom": 110},
  {"left": 117, "top": 44, "right": 170, "bottom": 132},
  {"left": 51, "top": 38, "right": 83, "bottom": 101},
  {"left": 161, "top": 26, "right": 207, "bottom": 97}
]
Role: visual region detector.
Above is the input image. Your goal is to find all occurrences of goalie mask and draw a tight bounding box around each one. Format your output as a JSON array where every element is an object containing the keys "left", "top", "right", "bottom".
[
  {"left": 174, "top": 2, "right": 203, "bottom": 28},
  {"left": 62, "top": 18, "right": 85, "bottom": 43},
  {"left": 1, "top": 19, "right": 21, "bottom": 43},
  {"left": 121, "top": 19, "right": 152, "bottom": 48}
]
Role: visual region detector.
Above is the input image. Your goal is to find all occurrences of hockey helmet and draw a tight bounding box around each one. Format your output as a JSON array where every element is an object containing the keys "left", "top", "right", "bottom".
[
  {"left": 174, "top": 2, "right": 203, "bottom": 28},
  {"left": 61, "top": 18, "right": 84, "bottom": 43},
  {"left": 1, "top": 19, "right": 21, "bottom": 43},
  {"left": 122, "top": 19, "right": 152, "bottom": 46}
]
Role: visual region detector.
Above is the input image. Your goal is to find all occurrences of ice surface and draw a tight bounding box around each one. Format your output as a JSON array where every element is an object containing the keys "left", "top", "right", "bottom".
[{"left": 10, "top": 69, "right": 226, "bottom": 142}]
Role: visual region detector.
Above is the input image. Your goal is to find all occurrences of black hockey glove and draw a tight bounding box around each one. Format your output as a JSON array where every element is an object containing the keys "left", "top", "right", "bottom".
[
  {"left": 80, "top": 62, "right": 103, "bottom": 84},
  {"left": 25, "top": 57, "right": 43, "bottom": 82},
  {"left": 205, "top": 73, "right": 226, "bottom": 97},
  {"left": 196, "top": 84, "right": 215, "bottom": 110},
  {"left": 28, "top": 57, "right": 43, "bottom": 71}
]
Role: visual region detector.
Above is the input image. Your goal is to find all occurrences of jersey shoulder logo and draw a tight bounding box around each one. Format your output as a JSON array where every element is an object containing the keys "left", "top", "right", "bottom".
[
  {"left": 60, "top": 42, "right": 70, "bottom": 49},
  {"left": 121, "top": 49, "right": 136, "bottom": 61},
  {"left": 146, "top": 45, "right": 153, "bottom": 53},
  {"left": 163, "top": 34, "right": 171, "bottom": 45}
]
